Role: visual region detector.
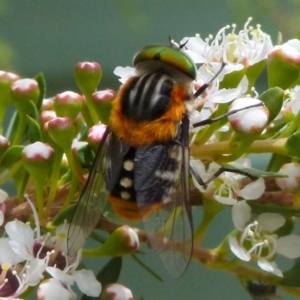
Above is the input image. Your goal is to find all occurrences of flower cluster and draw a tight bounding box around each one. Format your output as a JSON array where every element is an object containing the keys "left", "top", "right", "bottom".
[{"left": 1, "top": 17, "right": 300, "bottom": 299}]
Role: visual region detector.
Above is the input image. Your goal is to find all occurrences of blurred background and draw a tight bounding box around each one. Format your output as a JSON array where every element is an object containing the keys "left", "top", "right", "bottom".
[{"left": 0, "top": 0, "right": 299, "bottom": 299}]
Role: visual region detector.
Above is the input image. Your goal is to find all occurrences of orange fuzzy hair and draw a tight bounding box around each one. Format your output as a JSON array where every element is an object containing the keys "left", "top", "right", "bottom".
[{"left": 110, "top": 77, "right": 190, "bottom": 147}]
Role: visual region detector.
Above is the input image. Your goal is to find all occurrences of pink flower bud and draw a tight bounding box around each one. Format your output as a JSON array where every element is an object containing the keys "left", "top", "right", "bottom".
[
  {"left": 87, "top": 123, "right": 107, "bottom": 147},
  {"left": 41, "top": 99, "right": 54, "bottom": 111},
  {"left": 0, "top": 135, "right": 10, "bottom": 159},
  {"left": 0, "top": 71, "right": 20, "bottom": 83},
  {"left": 74, "top": 61, "right": 102, "bottom": 95},
  {"left": 228, "top": 98, "right": 269, "bottom": 134},
  {"left": 268, "top": 43, "right": 300, "bottom": 67},
  {"left": 22, "top": 142, "right": 54, "bottom": 184},
  {"left": 22, "top": 142, "right": 54, "bottom": 162},
  {"left": 102, "top": 284, "right": 134, "bottom": 300},
  {"left": 0, "top": 71, "right": 20, "bottom": 113},
  {"left": 98, "top": 225, "right": 139, "bottom": 257},
  {"left": 47, "top": 117, "right": 75, "bottom": 150},
  {"left": 10, "top": 78, "right": 40, "bottom": 114},
  {"left": 92, "top": 89, "right": 116, "bottom": 104},
  {"left": 275, "top": 163, "right": 300, "bottom": 192},
  {"left": 0, "top": 135, "right": 10, "bottom": 150},
  {"left": 54, "top": 91, "right": 83, "bottom": 120},
  {"left": 40, "top": 110, "right": 57, "bottom": 124}
]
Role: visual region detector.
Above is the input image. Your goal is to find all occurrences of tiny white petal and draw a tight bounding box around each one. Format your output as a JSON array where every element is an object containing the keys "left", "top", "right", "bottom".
[
  {"left": 214, "top": 195, "right": 238, "bottom": 205},
  {"left": 232, "top": 200, "right": 251, "bottom": 230},
  {"left": 0, "top": 238, "right": 24, "bottom": 264},
  {"left": 9, "top": 240, "right": 33, "bottom": 260},
  {"left": 277, "top": 235, "right": 300, "bottom": 259},
  {"left": 229, "top": 236, "right": 251, "bottom": 261},
  {"left": 46, "top": 266, "right": 74, "bottom": 285},
  {"left": 257, "top": 259, "right": 283, "bottom": 277},
  {"left": 73, "top": 269, "right": 101, "bottom": 297},
  {"left": 237, "top": 178, "right": 265, "bottom": 200},
  {"left": 256, "top": 213, "right": 285, "bottom": 232},
  {"left": 26, "top": 258, "right": 47, "bottom": 286}
]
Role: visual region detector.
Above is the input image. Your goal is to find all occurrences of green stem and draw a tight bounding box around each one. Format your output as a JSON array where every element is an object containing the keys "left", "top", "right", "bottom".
[
  {"left": 190, "top": 138, "right": 287, "bottom": 161},
  {"left": 84, "top": 94, "right": 99, "bottom": 125},
  {"left": 60, "top": 174, "right": 79, "bottom": 212},
  {"left": 12, "top": 112, "right": 27, "bottom": 145},
  {"left": 46, "top": 148, "right": 63, "bottom": 213},
  {"left": 34, "top": 179, "right": 45, "bottom": 224},
  {"left": 64, "top": 148, "right": 85, "bottom": 186}
]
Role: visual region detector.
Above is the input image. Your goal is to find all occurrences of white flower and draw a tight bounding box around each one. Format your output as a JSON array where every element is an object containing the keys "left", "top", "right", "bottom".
[
  {"left": 229, "top": 200, "right": 300, "bottom": 277},
  {"left": 193, "top": 65, "right": 248, "bottom": 105},
  {"left": 183, "top": 17, "right": 272, "bottom": 67},
  {"left": 191, "top": 158, "right": 265, "bottom": 205},
  {"left": 46, "top": 257, "right": 101, "bottom": 298}
]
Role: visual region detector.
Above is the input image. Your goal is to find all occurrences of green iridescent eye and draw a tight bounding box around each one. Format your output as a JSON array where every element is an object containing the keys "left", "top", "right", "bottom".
[{"left": 133, "top": 45, "right": 196, "bottom": 81}]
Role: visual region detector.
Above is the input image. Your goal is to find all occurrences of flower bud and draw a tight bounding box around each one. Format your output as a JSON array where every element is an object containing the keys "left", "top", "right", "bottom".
[
  {"left": 275, "top": 163, "right": 300, "bottom": 192},
  {"left": 37, "top": 278, "right": 75, "bottom": 300},
  {"left": 96, "top": 225, "right": 139, "bottom": 257},
  {"left": 54, "top": 91, "right": 83, "bottom": 120},
  {"left": 40, "top": 110, "right": 57, "bottom": 125},
  {"left": 101, "top": 284, "right": 134, "bottom": 300},
  {"left": 0, "top": 135, "right": 10, "bottom": 158},
  {"left": 10, "top": 78, "right": 40, "bottom": 114},
  {"left": 0, "top": 71, "right": 20, "bottom": 108},
  {"left": 228, "top": 98, "right": 269, "bottom": 134},
  {"left": 92, "top": 89, "right": 115, "bottom": 124},
  {"left": 47, "top": 117, "right": 75, "bottom": 151},
  {"left": 41, "top": 98, "right": 54, "bottom": 111},
  {"left": 87, "top": 123, "right": 107, "bottom": 149},
  {"left": 74, "top": 61, "right": 102, "bottom": 95},
  {"left": 268, "top": 41, "right": 300, "bottom": 89},
  {"left": 22, "top": 142, "right": 54, "bottom": 181}
]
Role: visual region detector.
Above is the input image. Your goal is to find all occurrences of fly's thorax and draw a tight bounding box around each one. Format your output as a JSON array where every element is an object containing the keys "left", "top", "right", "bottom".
[{"left": 110, "top": 73, "right": 192, "bottom": 146}]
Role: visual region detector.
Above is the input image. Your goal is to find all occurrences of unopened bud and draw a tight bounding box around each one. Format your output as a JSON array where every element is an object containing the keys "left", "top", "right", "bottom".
[
  {"left": 228, "top": 98, "right": 268, "bottom": 134},
  {"left": 275, "top": 163, "right": 300, "bottom": 192},
  {"left": 101, "top": 284, "right": 134, "bottom": 300}
]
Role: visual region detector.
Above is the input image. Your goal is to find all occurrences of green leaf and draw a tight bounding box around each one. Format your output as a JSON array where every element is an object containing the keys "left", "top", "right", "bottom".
[
  {"left": 34, "top": 72, "right": 46, "bottom": 110},
  {"left": 131, "top": 254, "right": 163, "bottom": 282},
  {"left": 5, "top": 111, "right": 19, "bottom": 142},
  {"left": 26, "top": 115, "right": 42, "bottom": 143},
  {"left": 97, "top": 257, "right": 122, "bottom": 287},
  {"left": 246, "top": 59, "right": 266, "bottom": 90},
  {"left": 0, "top": 145, "right": 23, "bottom": 169},
  {"left": 220, "top": 69, "right": 246, "bottom": 89},
  {"left": 284, "top": 131, "right": 300, "bottom": 159},
  {"left": 259, "top": 87, "right": 284, "bottom": 123}
]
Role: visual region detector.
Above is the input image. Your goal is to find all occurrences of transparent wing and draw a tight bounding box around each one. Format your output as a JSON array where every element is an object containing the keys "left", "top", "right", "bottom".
[
  {"left": 67, "top": 127, "right": 111, "bottom": 256},
  {"left": 134, "top": 133, "right": 193, "bottom": 277}
]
